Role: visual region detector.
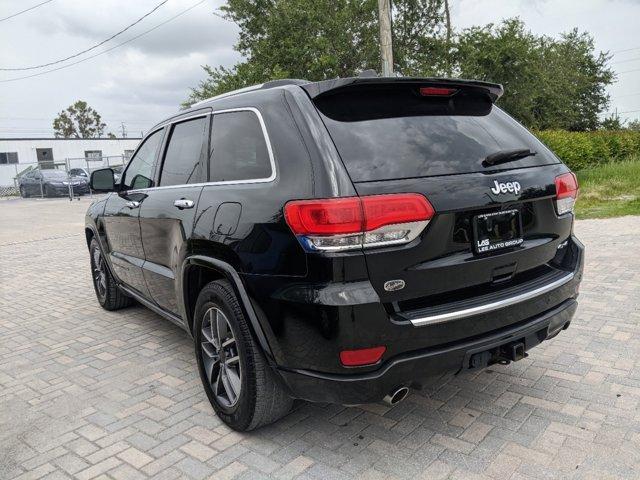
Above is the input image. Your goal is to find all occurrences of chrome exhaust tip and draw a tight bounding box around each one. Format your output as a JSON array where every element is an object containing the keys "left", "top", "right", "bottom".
[{"left": 383, "top": 386, "right": 409, "bottom": 406}]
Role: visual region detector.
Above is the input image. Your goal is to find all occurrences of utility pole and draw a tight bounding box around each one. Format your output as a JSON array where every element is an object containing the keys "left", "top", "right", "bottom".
[
  {"left": 378, "top": 0, "right": 393, "bottom": 76},
  {"left": 120, "top": 122, "right": 127, "bottom": 138},
  {"left": 444, "top": 0, "right": 452, "bottom": 76}
]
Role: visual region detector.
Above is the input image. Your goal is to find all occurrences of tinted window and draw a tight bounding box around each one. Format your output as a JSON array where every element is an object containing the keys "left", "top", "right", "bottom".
[
  {"left": 160, "top": 117, "right": 206, "bottom": 186},
  {"left": 210, "top": 111, "right": 271, "bottom": 182},
  {"left": 122, "top": 129, "right": 163, "bottom": 189},
  {"left": 0, "top": 152, "right": 18, "bottom": 164},
  {"left": 320, "top": 107, "right": 559, "bottom": 182}
]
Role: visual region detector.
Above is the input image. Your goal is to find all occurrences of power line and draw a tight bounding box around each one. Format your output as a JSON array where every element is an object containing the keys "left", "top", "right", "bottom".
[
  {"left": 604, "top": 109, "right": 640, "bottom": 116},
  {"left": 612, "top": 92, "right": 640, "bottom": 98},
  {"left": 0, "top": 0, "right": 208, "bottom": 83},
  {"left": 1, "top": 1, "right": 168, "bottom": 71},
  {"left": 617, "top": 68, "right": 640, "bottom": 75},
  {"left": 0, "top": 0, "right": 54, "bottom": 23},
  {"left": 612, "top": 46, "right": 640, "bottom": 54},
  {"left": 611, "top": 57, "right": 640, "bottom": 65}
]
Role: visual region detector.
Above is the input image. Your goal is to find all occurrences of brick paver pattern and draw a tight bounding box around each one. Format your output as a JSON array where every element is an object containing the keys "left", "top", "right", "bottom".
[{"left": 1, "top": 197, "right": 639, "bottom": 479}]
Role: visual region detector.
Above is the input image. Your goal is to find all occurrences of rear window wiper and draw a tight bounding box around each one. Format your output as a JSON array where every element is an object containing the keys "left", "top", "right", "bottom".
[{"left": 483, "top": 148, "right": 537, "bottom": 167}]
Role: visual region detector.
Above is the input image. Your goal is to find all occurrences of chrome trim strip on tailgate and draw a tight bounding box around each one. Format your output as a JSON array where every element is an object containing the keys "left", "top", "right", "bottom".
[{"left": 410, "top": 272, "right": 575, "bottom": 327}]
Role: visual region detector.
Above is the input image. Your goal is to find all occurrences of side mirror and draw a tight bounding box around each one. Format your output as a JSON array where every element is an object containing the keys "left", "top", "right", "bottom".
[{"left": 90, "top": 168, "right": 116, "bottom": 192}]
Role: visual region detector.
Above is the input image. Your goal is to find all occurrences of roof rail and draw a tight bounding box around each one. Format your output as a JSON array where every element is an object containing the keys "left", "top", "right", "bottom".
[{"left": 189, "top": 78, "right": 309, "bottom": 108}]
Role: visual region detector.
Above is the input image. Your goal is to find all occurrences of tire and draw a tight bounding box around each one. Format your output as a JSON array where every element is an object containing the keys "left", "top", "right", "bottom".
[
  {"left": 19, "top": 186, "right": 29, "bottom": 198},
  {"left": 194, "top": 280, "right": 293, "bottom": 431},
  {"left": 89, "top": 238, "right": 133, "bottom": 311}
]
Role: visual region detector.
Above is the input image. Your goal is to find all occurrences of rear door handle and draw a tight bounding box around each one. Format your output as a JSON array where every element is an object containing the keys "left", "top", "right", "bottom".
[
  {"left": 174, "top": 199, "right": 195, "bottom": 209},
  {"left": 125, "top": 201, "right": 140, "bottom": 209}
]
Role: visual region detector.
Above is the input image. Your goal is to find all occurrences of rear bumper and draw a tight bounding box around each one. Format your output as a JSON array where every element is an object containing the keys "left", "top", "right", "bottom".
[{"left": 277, "top": 298, "right": 577, "bottom": 404}]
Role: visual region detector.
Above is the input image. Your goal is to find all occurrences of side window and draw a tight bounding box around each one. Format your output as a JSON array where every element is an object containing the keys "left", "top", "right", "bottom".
[
  {"left": 209, "top": 111, "right": 272, "bottom": 182},
  {"left": 159, "top": 117, "right": 206, "bottom": 186},
  {"left": 122, "top": 129, "right": 163, "bottom": 189}
]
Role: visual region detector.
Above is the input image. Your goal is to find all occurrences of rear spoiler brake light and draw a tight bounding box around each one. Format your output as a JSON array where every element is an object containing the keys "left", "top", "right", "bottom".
[{"left": 302, "top": 77, "right": 503, "bottom": 103}]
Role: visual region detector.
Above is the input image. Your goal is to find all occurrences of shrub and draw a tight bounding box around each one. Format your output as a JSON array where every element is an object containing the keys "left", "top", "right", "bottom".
[{"left": 534, "top": 130, "right": 640, "bottom": 171}]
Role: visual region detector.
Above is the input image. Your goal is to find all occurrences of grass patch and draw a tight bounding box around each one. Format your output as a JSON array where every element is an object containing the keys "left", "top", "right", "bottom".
[{"left": 575, "top": 155, "right": 640, "bottom": 219}]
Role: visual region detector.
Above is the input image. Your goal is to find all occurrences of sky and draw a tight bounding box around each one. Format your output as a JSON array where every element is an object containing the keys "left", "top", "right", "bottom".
[{"left": 0, "top": 0, "right": 639, "bottom": 138}]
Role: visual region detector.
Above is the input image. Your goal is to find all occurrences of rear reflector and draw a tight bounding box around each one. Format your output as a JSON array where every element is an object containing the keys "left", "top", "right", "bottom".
[
  {"left": 419, "top": 87, "right": 458, "bottom": 96},
  {"left": 340, "top": 346, "right": 386, "bottom": 367},
  {"left": 284, "top": 194, "right": 434, "bottom": 251},
  {"left": 555, "top": 172, "right": 579, "bottom": 215}
]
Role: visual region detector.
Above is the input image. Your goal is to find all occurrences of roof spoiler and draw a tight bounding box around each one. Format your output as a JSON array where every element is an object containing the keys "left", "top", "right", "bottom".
[{"left": 302, "top": 77, "right": 504, "bottom": 103}]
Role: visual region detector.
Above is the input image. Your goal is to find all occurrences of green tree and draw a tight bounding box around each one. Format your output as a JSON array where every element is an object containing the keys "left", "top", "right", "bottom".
[
  {"left": 187, "top": 0, "right": 379, "bottom": 104},
  {"left": 601, "top": 114, "right": 622, "bottom": 130},
  {"left": 185, "top": 0, "right": 449, "bottom": 105},
  {"left": 53, "top": 101, "right": 106, "bottom": 138},
  {"left": 627, "top": 119, "right": 640, "bottom": 131},
  {"left": 453, "top": 19, "right": 614, "bottom": 130},
  {"left": 537, "top": 29, "right": 614, "bottom": 131},
  {"left": 453, "top": 19, "right": 544, "bottom": 128},
  {"left": 187, "top": 7, "right": 614, "bottom": 131},
  {"left": 391, "top": 0, "right": 449, "bottom": 76}
]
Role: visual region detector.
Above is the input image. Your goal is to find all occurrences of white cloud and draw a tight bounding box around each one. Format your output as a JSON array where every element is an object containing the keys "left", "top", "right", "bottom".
[{"left": 0, "top": 0, "right": 240, "bottom": 137}]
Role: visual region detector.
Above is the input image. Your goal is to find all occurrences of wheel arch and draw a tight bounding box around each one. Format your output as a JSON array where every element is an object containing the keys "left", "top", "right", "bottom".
[
  {"left": 85, "top": 226, "right": 95, "bottom": 249},
  {"left": 181, "top": 256, "right": 276, "bottom": 364},
  {"left": 85, "top": 223, "right": 118, "bottom": 279}
]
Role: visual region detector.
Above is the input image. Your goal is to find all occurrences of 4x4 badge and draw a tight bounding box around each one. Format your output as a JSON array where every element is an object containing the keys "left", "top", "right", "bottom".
[
  {"left": 491, "top": 180, "right": 521, "bottom": 195},
  {"left": 384, "top": 279, "right": 405, "bottom": 292}
]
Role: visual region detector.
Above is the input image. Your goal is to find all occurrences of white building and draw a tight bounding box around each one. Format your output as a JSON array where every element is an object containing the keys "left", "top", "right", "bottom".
[
  {"left": 0, "top": 137, "right": 141, "bottom": 166},
  {"left": 0, "top": 137, "right": 141, "bottom": 187}
]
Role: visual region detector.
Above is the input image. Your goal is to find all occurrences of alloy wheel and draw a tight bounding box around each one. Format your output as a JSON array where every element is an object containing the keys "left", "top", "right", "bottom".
[
  {"left": 91, "top": 247, "right": 107, "bottom": 300},
  {"left": 200, "top": 307, "right": 242, "bottom": 408}
]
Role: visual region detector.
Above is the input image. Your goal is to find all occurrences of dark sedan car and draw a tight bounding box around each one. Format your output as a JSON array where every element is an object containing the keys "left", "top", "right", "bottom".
[{"left": 19, "top": 169, "right": 89, "bottom": 197}]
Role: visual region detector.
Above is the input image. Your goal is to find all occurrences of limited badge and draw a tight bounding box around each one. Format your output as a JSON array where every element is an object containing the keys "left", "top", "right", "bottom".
[{"left": 384, "top": 279, "right": 405, "bottom": 292}]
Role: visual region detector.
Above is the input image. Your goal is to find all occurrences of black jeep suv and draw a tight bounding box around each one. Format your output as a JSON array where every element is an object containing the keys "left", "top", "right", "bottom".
[{"left": 86, "top": 77, "right": 583, "bottom": 431}]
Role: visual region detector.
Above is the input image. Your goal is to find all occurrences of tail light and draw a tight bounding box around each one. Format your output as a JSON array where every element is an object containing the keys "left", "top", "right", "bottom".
[
  {"left": 555, "top": 172, "right": 579, "bottom": 215},
  {"left": 284, "top": 193, "right": 434, "bottom": 252}
]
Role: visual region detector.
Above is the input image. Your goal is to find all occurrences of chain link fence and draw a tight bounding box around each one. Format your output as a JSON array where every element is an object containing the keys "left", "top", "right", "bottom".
[{"left": 0, "top": 155, "right": 129, "bottom": 199}]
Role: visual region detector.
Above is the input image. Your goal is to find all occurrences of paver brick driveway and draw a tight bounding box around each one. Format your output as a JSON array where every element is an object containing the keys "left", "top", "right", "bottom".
[{"left": 1, "top": 197, "right": 639, "bottom": 480}]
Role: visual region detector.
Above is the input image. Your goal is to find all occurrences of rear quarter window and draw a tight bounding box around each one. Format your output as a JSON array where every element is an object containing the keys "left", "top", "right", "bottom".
[
  {"left": 319, "top": 106, "right": 559, "bottom": 182},
  {"left": 209, "top": 110, "right": 273, "bottom": 182}
]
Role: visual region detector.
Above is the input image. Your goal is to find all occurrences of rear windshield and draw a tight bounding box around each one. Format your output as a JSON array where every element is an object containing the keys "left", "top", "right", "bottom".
[{"left": 319, "top": 106, "right": 559, "bottom": 182}]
